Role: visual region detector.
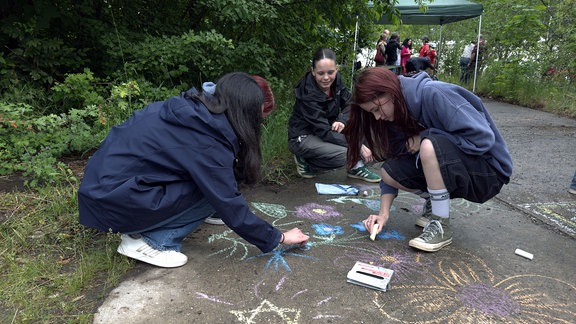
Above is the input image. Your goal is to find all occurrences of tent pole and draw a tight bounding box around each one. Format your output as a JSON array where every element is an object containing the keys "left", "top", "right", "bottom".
[
  {"left": 438, "top": 24, "right": 443, "bottom": 69},
  {"left": 473, "top": 15, "right": 483, "bottom": 93},
  {"left": 351, "top": 16, "right": 359, "bottom": 90}
]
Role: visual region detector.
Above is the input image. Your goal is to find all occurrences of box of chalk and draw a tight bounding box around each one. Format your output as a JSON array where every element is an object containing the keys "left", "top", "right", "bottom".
[{"left": 347, "top": 261, "right": 394, "bottom": 292}]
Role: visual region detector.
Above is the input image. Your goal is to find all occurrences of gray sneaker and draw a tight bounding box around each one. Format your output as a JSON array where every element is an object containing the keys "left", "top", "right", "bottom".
[
  {"left": 414, "top": 198, "right": 432, "bottom": 227},
  {"left": 409, "top": 216, "right": 452, "bottom": 252}
]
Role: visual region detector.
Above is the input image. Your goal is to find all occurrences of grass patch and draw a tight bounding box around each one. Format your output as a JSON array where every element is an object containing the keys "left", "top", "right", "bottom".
[{"left": 0, "top": 182, "right": 133, "bottom": 323}]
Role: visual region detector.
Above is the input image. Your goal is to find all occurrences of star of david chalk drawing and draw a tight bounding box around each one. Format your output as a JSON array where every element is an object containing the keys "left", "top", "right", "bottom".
[{"left": 230, "top": 299, "right": 301, "bottom": 323}]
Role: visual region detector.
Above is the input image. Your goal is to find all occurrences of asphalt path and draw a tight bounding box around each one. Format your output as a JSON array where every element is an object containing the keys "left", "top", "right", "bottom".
[{"left": 93, "top": 99, "right": 576, "bottom": 323}]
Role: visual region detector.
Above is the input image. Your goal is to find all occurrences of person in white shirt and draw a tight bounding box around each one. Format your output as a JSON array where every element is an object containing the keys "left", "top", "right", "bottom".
[{"left": 459, "top": 40, "right": 476, "bottom": 84}]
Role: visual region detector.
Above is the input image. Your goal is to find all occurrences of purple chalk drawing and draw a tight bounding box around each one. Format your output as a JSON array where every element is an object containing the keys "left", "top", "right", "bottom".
[
  {"left": 275, "top": 275, "right": 287, "bottom": 291},
  {"left": 294, "top": 203, "right": 340, "bottom": 221},
  {"left": 456, "top": 283, "right": 520, "bottom": 317},
  {"left": 350, "top": 221, "right": 405, "bottom": 240},
  {"left": 195, "top": 292, "right": 234, "bottom": 305},
  {"left": 312, "top": 223, "right": 344, "bottom": 236},
  {"left": 410, "top": 202, "right": 425, "bottom": 214},
  {"left": 316, "top": 297, "right": 332, "bottom": 306},
  {"left": 333, "top": 246, "right": 431, "bottom": 282},
  {"left": 291, "top": 289, "right": 308, "bottom": 299}
]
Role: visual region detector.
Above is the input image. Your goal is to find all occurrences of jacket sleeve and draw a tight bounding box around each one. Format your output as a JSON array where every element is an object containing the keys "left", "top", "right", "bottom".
[
  {"left": 176, "top": 141, "right": 282, "bottom": 253},
  {"left": 337, "top": 87, "right": 352, "bottom": 124},
  {"left": 296, "top": 98, "right": 348, "bottom": 146}
]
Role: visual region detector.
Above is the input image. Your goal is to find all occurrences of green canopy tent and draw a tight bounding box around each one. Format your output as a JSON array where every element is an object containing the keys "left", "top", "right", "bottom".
[
  {"left": 357, "top": 0, "right": 484, "bottom": 91},
  {"left": 376, "top": 0, "right": 483, "bottom": 25}
]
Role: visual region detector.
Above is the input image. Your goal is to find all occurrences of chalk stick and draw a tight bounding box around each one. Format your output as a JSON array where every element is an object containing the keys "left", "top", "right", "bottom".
[
  {"left": 515, "top": 248, "right": 533, "bottom": 260},
  {"left": 370, "top": 223, "right": 379, "bottom": 241}
]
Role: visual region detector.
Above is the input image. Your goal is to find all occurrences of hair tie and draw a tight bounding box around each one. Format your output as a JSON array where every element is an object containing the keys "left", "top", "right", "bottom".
[{"left": 202, "top": 82, "right": 216, "bottom": 95}]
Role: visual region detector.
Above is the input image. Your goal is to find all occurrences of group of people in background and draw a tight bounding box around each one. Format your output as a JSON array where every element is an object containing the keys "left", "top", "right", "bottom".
[
  {"left": 373, "top": 30, "right": 437, "bottom": 77},
  {"left": 77, "top": 27, "right": 511, "bottom": 269},
  {"left": 374, "top": 29, "right": 489, "bottom": 87}
]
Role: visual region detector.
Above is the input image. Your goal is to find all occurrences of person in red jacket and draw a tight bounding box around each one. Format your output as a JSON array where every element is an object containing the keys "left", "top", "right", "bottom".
[
  {"left": 400, "top": 38, "right": 413, "bottom": 74},
  {"left": 419, "top": 36, "right": 430, "bottom": 59}
]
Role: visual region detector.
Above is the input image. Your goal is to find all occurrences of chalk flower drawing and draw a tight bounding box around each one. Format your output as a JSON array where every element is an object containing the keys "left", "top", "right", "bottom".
[
  {"left": 374, "top": 248, "right": 576, "bottom": 323},
  {"left": 294, "top": 203, "right": 340, "bottom": 221},
  {"left": 312, "top": 223, "right": 344, "bottom": 236},
  {"left": 208, "top": 229, "right": 252, "bottom": 260}
]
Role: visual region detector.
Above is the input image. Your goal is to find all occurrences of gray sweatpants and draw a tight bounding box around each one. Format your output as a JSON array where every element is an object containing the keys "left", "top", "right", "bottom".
[{"left": 288, "top": 135, "right": 347, "bottom": 172}]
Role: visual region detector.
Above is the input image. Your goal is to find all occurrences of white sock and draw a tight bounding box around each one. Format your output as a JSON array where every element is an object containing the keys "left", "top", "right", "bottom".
[
  {"left": 428, "top": 188, "right": 450, "bottom": 218},
  {"left": 353, "top": 161, "right": 364, "bottom": 169}
]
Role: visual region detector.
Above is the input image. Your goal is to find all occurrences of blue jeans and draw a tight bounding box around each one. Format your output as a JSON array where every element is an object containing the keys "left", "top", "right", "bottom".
[
  {"left": 571, "top": 170, "right": 576, "bottom": 189},
  {"left": 127, "top": 198, "right": 215, "bottom": 252}
]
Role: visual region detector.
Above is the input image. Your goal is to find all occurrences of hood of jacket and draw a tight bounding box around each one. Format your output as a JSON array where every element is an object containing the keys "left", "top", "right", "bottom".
[
  {"left": 160, "top": 92, "right": 238, "bottom": 154},
  {"left": 399, "top": 72, "right": 513, "bottom": 179}
]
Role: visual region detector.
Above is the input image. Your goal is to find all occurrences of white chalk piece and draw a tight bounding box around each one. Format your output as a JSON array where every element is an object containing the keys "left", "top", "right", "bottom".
[
  {"left": 370, "top": 223, "right": 379, "bottom": 241},
  {"left": 515, "top": 248, "right": 533, "bottom": 260}
]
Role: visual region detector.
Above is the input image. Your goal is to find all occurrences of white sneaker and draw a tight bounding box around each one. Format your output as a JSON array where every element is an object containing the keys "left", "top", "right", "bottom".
[
  {"left": 117, "top": 234, "right": 188, "bottom": 268},
  {"left": 204, "top": 215, "right": 225, "bottom": 225}
]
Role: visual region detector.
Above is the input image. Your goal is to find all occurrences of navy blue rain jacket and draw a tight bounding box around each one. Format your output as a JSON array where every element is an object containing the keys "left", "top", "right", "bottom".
[{"left": 78, "top": 92, "right": 282, "bottom": 252}]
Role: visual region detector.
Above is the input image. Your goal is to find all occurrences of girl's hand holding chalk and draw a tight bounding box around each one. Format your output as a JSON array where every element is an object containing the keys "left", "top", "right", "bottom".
[{"left": 370, "top": 223, "right": 379, "bottom": 241}]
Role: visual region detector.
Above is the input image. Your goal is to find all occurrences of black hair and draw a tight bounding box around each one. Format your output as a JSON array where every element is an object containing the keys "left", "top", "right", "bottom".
[
  {"left": 402, "top": 38, "right": 412, "bottom": 49},
  {"left": 312, "top": 48, "right": 337, "bottom": 69},
  {"left": 192, "top": 72, "right": 264, "bottom": 185}
]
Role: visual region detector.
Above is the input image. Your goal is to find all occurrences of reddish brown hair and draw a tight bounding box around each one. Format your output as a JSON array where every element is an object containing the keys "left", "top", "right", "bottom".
[
  {"left": 251, "top": 75, "right": 276, "bottom": 117},
  {"left": 344, "top": 67, "right": 423, "bottom": 170}
]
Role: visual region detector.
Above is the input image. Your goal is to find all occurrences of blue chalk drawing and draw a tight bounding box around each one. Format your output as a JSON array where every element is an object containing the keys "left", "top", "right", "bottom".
[
  {"left": 246, "top": 244, "right": 318, "bottom": 272},
  {"left": 312, "top": 223, "right": 344, "bottom": 236},
  {"left": 350, "top": 221, "right": 405, "bottom": 240}
]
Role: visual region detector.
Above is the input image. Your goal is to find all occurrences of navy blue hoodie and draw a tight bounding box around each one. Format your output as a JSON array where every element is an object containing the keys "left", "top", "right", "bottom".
[{"left": 78, "top": 92, "right": 281, "bottom": 252}]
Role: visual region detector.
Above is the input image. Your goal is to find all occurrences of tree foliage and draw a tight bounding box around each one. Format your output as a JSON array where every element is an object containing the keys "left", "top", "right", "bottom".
[
  {"left": 1, "top": 0, "right": 395, "bottom": 96},
  {"left": 1, "top": 0, "right": 574, "bottom": 184}
]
